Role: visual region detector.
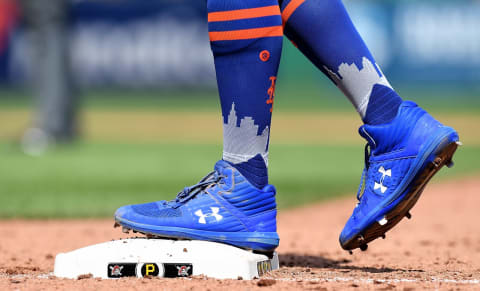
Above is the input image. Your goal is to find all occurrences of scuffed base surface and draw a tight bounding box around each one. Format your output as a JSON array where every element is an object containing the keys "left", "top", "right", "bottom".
[{"left": 1, "top": 176, "right": 480, "bottom": 290}]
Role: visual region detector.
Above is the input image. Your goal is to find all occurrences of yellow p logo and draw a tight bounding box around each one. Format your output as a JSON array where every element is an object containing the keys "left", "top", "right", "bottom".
[
  {"left": 145, "top": 264, "right": 155, "bottom": 276},
  {"left": 140, "top": 263, "right": 159, "bottom": 277}
]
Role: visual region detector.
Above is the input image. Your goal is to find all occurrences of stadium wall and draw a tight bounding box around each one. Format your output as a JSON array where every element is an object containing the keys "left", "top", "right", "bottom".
[{"left": 0, "top": 0, "right": 480, "bottom": 90}]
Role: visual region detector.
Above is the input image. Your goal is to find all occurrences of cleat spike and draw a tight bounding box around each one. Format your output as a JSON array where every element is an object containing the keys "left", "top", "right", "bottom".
[
  {"left": 433, "top": 157, "right": 442, "bottom": 168},
  {"left": 113, "top": 222, "right": 120, "bottom": 228},
  {"left": 381, "top": 234, "right": 386, "bottom": 239},
  {"left": 357, "top": 235, "right": 365, "bottom": 243},
  {"left": 405, "top": 212, "right": 412, "bottom": 219},
  {"left": 378, "top": 216, "right": 388, "bottom": 226},
  {"left": 446, "top": 160, "right": 454, "bottom": 168},
  {"left": 122, "top": 226, "right": 130, "bottom": 234},
  {"left": 360, "top": 244, "right": 368, "bottom": 251}
]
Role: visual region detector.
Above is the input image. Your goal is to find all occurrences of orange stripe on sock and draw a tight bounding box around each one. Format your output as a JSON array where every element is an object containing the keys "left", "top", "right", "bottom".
[
  {"left": 282, "top": 0, "right": 306, "bottom": 25},
  {"left": 209, "top": 26, "right": 283, "bottom": 41},
  {"left": 208, "top": 5, "right": 281, "bottom": 22}
]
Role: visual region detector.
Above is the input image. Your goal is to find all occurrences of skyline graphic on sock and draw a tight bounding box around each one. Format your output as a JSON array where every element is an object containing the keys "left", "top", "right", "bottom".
[
  {"left": 280, "top": 0, "right": 402, "bottom": 124},
  {"left": 223, "top": 103, "right": 269, "bottom": 166},
  {"left": 208, "top": 0, "right": 282, "bottom": 169},
  {"left": 324, "top": 57, "right": 392, "bottom": 117}
]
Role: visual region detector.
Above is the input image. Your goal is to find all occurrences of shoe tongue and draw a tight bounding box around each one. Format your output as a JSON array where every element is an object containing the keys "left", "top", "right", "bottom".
[
  {"left": 214, "top": 160, "right": 231, "bottom": 174},
  {"left": 358, "top": 124, "right": 378, "bottom": 149},
  {"left": 359, "top": 100, "right": 418, "bottom": 151},
  {"left": 214, "top": 160, "right": 235, "bottom": 189}
]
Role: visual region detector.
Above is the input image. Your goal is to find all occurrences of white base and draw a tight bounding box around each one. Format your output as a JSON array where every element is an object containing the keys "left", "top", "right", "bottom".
[{"left": 54, "top": 238, "right": 278, "bottom": 280}]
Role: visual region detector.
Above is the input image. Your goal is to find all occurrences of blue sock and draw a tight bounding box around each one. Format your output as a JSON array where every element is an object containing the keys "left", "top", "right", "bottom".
[
  {"left": 208, "top": 0, "right": 283, "bottom": 188},
  {"left": 280, "top": 0, "right": 402, "bottom": 125},
  {"left": 364, "top": 85, "right": 403, "bottom": 125},
  {"left": 227, "top": 154, "right": 268, "bottom": 189}
]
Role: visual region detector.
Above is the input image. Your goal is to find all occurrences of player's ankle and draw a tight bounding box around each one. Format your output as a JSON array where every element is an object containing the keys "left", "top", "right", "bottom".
[
  {"left": 362, "top": 85, "right": 403, "bottom": 125},
  {"left": 224, "top": 154, "right": 268, "bottom": 189}
]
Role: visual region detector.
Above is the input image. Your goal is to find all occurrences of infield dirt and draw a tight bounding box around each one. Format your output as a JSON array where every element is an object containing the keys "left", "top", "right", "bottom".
[{"left": 1, "top": 176, "right": 479, "bottom": 290}]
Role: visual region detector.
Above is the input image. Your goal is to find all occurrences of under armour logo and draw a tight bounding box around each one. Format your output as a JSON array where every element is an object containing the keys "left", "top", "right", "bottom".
[
  {"left": 195, "top": 207, "right": 223, "bottom": 224},
  {"left": 374, "top": 166, "right": 391, "bottom": 194}
]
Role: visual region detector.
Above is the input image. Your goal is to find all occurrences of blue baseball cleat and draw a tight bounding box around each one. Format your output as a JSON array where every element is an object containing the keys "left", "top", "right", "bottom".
[
  {"left": 340, "top": 101, "right": 460, "bottom": 251},
  {"left": 114, "top": 160, "right": 279, "bottom": 252}
]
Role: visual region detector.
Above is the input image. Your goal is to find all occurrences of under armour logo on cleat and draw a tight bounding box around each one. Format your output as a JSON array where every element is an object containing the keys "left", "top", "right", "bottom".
[
  {"left": 374, "top": 166, "right": 392, "bottom": 194},
  {"left": 195, "top": 207, "right": 223, "bottom": 224}
]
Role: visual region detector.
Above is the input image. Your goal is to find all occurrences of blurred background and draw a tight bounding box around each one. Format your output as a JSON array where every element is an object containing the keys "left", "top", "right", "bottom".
[{"left": 0, "top": 0, "right": 478, "bottom": 218}]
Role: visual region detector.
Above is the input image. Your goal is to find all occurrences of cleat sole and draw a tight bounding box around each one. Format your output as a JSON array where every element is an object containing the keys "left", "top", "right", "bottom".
[{"left": 114, "top": 217, "right": 279, "bottom": 252}]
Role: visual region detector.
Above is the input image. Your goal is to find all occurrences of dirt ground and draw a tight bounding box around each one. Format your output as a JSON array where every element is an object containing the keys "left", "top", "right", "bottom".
[{"left": 1, "top": 176, "right": 479, "bottom": 290}]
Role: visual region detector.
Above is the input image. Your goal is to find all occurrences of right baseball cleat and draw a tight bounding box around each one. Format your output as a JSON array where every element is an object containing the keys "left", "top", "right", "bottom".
[
  {"left": 340, "top": 101, "right": 460, "bottom": 251},
  {"left": 114, "top": 158, "right": 279, "bottom": 252}
]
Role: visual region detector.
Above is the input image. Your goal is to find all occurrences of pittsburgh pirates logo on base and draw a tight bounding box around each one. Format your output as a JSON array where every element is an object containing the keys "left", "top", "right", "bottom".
[{"left": 109, "top": 265, "right": 123, "bottom": 276}]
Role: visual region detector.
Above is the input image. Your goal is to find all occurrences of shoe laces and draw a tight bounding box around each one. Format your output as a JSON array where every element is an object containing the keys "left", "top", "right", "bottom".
[
  {"left": 356, "top": 143, "right": 371, "bottom": 202},
  {"left": 165, "top": 170, "right": 226, "bottom": 208}
]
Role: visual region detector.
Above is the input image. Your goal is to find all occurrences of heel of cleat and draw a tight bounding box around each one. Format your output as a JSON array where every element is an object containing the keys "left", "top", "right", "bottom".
[{"left": 445, "top": 141, "right": 462, "bottom": 168}]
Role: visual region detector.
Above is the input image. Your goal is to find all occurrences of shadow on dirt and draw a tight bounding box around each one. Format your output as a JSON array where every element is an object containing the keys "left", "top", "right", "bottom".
[{"left": 279, "top": 253, "right": 424, "bottom": 274}]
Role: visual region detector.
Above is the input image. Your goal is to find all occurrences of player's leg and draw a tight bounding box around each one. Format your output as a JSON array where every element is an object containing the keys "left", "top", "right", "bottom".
[
  {"left": 280, "top": 0, "right": 401, "bottom": 125},
  {"left": 20, "top": 0, "right": 78, "bottom": 154},
  {"left": 280, "top": 0, "right": 460, "bottom": 250},
  {"left": 114, "top": 0, "right": 283, "bottom": 251}
]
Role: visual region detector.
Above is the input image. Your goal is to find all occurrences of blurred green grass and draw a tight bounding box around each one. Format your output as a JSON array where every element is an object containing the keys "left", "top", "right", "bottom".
[
  {"left": 0, "top": 141, "right": 478, "bottom": 218},
  {"left": 0, "top": 87, "right": 479, "bottom": 218},
  {"left": 1, "top": 86, "right": 480, "bottom": 113},
  {"left": 1, "top": 33, "right": 479, "bottom": 219}
]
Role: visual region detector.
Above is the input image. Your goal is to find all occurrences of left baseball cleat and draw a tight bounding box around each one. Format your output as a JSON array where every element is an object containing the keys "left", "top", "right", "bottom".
[
  {"left": 340, "top": 101, "right": 460, "bottom": 251},
  {"left": 114, "top": 160, "right": 279, "bottom": 252}
]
